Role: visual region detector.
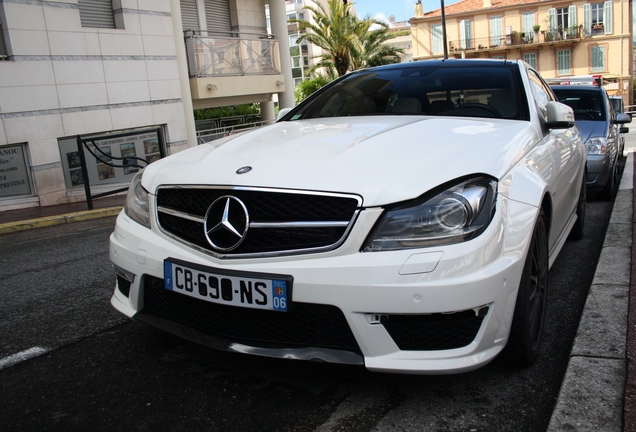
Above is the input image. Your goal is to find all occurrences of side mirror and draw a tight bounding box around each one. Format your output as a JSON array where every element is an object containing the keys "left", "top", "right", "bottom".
[
  {"left": 615, "top": 113, "right": 632, "bottom": 124},
  {"left": 276, "top": 107, "right": 294, "bottom": 121},
  {"left": 545, "top": 101, "right": 575, "bottom": 129}
]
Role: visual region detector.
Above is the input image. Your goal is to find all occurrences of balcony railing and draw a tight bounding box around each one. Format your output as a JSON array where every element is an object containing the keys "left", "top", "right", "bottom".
[
  {"left": 185, "top": 31, "right": 281, "bottom": 78},
  {"left": 447, "top": 26, "right": 585, "bottom": 53}
]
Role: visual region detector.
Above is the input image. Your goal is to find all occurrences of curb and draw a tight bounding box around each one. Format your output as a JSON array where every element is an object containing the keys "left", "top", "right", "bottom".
[
  {"left": 547, "top": 152, "right": 633, "bottom": 431},
  {"left": 0, "top": 206, "right": 123, "bottom": 235}
]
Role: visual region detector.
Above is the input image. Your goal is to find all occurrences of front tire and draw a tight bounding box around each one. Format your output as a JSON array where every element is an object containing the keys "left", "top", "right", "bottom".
[
  {"left": 504, "top": 210, "right": 549, "bottom": 367},
  {"left": 599, "top": 158, "right": 618, "bottom": 201}
]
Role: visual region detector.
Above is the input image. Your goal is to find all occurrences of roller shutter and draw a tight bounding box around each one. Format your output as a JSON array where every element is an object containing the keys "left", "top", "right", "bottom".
[
  {"left": 78, "top": 0, "right": 115, "bottom": 29},
  {"left": 205, "top": 0, "right": 232, "bottom": 35},
  {"left": 181, "top": 0, "right": 200, "bottom": 31}
]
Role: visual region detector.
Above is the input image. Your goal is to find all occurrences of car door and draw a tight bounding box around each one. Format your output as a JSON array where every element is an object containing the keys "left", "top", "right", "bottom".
[{"left": 527, "top": 70, "right": 583, "bottom": 248}]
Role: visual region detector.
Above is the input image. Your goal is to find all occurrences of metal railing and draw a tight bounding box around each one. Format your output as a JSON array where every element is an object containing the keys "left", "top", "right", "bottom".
[
  {"left": 196, "top": 114, "right": 265, "bottom": 144},
  {"left": 185, "top": 31, "right": 281, "bottom": 78},
  {"left": 447, "top": 27, "right": 585, "bottom": 53}
]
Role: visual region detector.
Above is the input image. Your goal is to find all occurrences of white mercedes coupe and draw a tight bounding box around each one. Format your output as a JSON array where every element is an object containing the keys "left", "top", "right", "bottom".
[{"left": 110, "top": 59, "right": 586, "bottom": 374}]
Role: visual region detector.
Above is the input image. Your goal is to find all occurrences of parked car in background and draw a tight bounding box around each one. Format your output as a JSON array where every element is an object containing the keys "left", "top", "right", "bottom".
[
  {"left": 610, "top": 95, "right": 630, "bottom": 156},
  {"left": 110, "top": 59, "right": 586, "bottom": 374},
  {"left": 552, "top": 85, "right": 631, "bottom": 200}
]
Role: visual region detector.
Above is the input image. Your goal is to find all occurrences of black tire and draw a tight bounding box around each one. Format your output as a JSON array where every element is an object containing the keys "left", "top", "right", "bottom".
[
  {"left": 599, "top": 159, "right": 617, "bottom": 201},
  {"left": 504, "top": 210, "right": 549, "bottom": 367},
  {"left": 568, "top": 172, "right": 586, "bottom": 240}
]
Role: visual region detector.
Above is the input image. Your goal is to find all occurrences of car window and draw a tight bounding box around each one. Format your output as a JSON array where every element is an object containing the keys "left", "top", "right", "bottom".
[
  {"left": 289, "top": 64, "right": 529, "bottom": 121},
  {"left": 552, "top": 89, "right": 607, "bottom": 121},
  {"left": 527, "top": 69, "right": 555, "bottom": 121}
]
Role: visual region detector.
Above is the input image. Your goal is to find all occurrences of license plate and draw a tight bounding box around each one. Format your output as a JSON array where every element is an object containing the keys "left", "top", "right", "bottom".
[{"left": 164, "top": 258, "right": 291, "bottom": 312}]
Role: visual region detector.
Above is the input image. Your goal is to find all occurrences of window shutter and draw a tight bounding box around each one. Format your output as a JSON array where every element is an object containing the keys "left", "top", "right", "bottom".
[
  {"left": 205, "top": 0, "right": 232, "bottom": 36},
  {"left": 584, "top": 4, "right": 591, "bottom": 35},
  {"left": 591, "top": 45, "right": 605, "bottom": 72},
  {"left": 604, "top": 1, "right": 613, "bottom": 34},
  {"left": 78, "top": 0, "right": 115, "bottom": 29},
  {"left": 568, "top": 5, "right": 577, "bottom": 27},
  {"left": 548, "top": 8, "right": 556, "bottom": 31},
  {"left": 180, "top": 0, "right": 200, "bottom": 31},
  {"left": 431, "top": 24, "right": 442, "bottom": 54}
]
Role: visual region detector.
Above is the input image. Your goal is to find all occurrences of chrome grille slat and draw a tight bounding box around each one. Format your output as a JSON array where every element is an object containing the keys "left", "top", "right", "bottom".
[{"left": 156, "top": 186, "right": 362, "bottom": 258}]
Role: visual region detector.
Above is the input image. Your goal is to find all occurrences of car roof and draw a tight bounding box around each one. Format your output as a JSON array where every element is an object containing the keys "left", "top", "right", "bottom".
[
  {"left": 550, "top": 84, "right": 605, "bottom": 93},
  {"left": 363, "top": 58, "right": 522, "bottom": 72}
]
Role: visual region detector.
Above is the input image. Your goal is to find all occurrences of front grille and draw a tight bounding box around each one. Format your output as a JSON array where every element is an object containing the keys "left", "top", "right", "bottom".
[
  {"left": 156, "top": 187, "right": 361, "bottom": 257},
  {"left": 382, "top": 309, "right": 488, "bottom": 351},
  {"left": 141, "top": 275, "right": 361, "bottom": 351}
]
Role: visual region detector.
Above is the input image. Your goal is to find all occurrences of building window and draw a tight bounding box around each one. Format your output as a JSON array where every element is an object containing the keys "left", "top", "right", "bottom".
[
  {"left": 585, "top": 2, "right": 613, "bottom": 35},
  {"left": 431, "top": 24, "right": 443, "bottom": 54},
  {"left": 557, "top": 49, "right": 571, "bottom": 75},
  {"left": 524, "top": 52, "right": 537, "bottom": 69},
  {"left": 591, "top": 45, "right": 605, "bottom": 72},
  {"left": 557, "top": 8, "right": 570, "bottom": 29},
  {"left": 0, "top": 10, "right": 8, "bottom": 59},
  {"left": 522, "top": 12, "right": 535, "bottom": 42},
  {"left": 460, "top": 20, "right": 473, "bottom": 49},
  {"left": 489, "top": 16, "right": 502, "bottom": 47},
  {"left": 78, "top": 0, "right": 116, "bottom": 29},
  {"left": 491, "top": 55, "right": 505, "bottom": 59}
]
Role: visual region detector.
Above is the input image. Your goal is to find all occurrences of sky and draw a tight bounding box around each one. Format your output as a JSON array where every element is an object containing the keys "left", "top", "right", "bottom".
[{"left": 352, "top": 0, "right": 462, "bottom": 25}]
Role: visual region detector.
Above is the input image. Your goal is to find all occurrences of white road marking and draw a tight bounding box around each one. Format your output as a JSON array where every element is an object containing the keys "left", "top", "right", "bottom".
[{"left": 0, "top": 346, "right": 50, "bottom": 370}]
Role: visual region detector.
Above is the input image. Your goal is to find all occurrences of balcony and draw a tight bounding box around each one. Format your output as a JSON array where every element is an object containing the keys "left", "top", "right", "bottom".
[
  {"left": 447, "top": 26, "right": 585, "bottom": 55},
  {"left": 184, "top": 31, "right": 285, "bottom": 107}
]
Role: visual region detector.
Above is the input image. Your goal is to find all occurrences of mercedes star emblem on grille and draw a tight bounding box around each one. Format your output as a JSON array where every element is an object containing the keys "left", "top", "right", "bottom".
[{"left": 204, "top": 196, "right": 249, "bottom": 251}]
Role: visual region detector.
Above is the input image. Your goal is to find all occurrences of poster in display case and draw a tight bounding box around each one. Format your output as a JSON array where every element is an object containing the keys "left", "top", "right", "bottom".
[
  {"left": 59, "top": 128, "right": 165, "bottom": 189},
  {"left": 0, "top": 143, "right": 33, "bottom": 198}
]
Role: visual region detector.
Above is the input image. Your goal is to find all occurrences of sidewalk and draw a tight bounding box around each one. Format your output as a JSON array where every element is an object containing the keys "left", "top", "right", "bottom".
[
  {"left": 0, "top": 195, "right": 124, "bottom": 235},
  {"left": 0, "top": 148, "right": 634, "bottom": 430}
]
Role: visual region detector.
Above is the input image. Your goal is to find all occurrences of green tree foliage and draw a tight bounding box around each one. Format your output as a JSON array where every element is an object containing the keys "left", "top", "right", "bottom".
[
  {"left": 294, "top": 74, "right": 333, "bottom": 104},
  {"left": 194, "top": 104, "right": 260, "bottom": 121},
  {"left": 292, "top": 0, "right": 403, "bottom": 77}
]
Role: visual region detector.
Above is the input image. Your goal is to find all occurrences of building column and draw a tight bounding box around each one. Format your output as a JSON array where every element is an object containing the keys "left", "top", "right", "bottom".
[
  {"left": 260, "top": 100, "right": 275, "bottom": 125},
  {"left": 170, "top": 0, "right": 198, "bottom": 149},
  {"left": 268, "top": 0, "right": 295, "bottom": 109}
]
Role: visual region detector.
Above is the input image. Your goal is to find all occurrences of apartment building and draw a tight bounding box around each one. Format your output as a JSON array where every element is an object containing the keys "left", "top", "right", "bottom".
[
  {"left": 409, "top": 0, "right": 633, "bottom": 104},
  {"left": 0, "top": 0, "right": 293, "bottom": 212}
]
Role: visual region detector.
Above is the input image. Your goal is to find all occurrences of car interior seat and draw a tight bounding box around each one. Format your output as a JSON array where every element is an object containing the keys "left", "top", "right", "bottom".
[
  {"left": 386, "top": 98, "right": 422, "bottom": 114},
  {"left": 429, "top": 100, "right": 455, "bottom": 114},
  {"left": 488, "top": 89, "right": 517, "bottom": 118}
]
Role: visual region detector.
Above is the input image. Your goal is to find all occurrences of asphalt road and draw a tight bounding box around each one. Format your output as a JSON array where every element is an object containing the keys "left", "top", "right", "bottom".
[{"left": 0, "top": 195, "right": 613, "bottom": 431}]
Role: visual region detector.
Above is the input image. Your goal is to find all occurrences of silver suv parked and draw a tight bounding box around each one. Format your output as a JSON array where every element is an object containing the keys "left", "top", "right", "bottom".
[{"left": 552, "top": 85, "right": 631, "bottom": 200}]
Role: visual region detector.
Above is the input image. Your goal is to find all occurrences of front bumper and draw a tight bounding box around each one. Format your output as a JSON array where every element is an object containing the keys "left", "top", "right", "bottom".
[
  {"left": 110, "top": 196, "right": 538, "bottom": 374},
  {"left": 586, "top": 153, "right": 612, "bottom": 189}
]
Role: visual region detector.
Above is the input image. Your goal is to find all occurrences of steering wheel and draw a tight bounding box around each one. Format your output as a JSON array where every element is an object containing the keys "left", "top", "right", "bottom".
[
  {"left": 574, "top": 111, "right": 596, "bottom": 120},
  {"left": 453, "top": 103, "right": 500, "bottom": 117}
]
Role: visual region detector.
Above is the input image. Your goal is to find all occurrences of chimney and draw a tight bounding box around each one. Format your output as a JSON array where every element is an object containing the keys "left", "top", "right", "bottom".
[{"left": 484, "top": 0, "right": 492, "bottom": 7}]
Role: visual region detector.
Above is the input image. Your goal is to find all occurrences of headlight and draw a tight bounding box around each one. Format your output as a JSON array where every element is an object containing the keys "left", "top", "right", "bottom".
[
  {"left": 362, "top": 177, "right": 497, "bottom": 252},
  {"left": 585, "top": 137, "right": 607, "bottom": 154},
  {"left": 124, "top": 170, "right": 151, "bottom": 228}
]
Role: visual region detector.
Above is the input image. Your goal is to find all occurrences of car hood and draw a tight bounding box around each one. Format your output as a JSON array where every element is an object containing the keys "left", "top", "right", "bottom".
[
  {"left": 143, "top": 117, "right": 537, "bottom": 206},
  {"left": 576, "top": 120, "right": 608, "bottom": 142}
]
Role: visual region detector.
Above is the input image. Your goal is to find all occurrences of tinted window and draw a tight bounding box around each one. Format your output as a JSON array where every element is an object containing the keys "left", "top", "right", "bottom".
[
  {"left": 289, "top": 65, "right": 529, "bottom": 121},
  {"left": 552, "top": 89, "right": 606, "bottom": 121}
]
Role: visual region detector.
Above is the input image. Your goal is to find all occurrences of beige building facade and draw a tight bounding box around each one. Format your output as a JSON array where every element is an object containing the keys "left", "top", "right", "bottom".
[
  {"left": 409, "top": 0, "right": 633, "bottom": 104},
  {"left": 0, "top": 0, "right": 294, "bottom": 212}
]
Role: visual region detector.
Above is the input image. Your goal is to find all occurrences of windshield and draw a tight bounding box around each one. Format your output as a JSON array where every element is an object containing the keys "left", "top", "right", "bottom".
[
  {"left": 552, "top": 89, "right": 607, "bottom": 121},
  {"left": 288, "top": 64, "right": 528, "bottom": 121}
]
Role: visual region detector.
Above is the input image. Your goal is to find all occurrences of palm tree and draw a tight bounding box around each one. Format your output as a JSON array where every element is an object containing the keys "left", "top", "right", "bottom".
[
  {"left": 292, "top": 0, "right": 402, "bottom": 77},
  {"left": 350, "top": 21, "right": 404, "bottom": 70}
]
